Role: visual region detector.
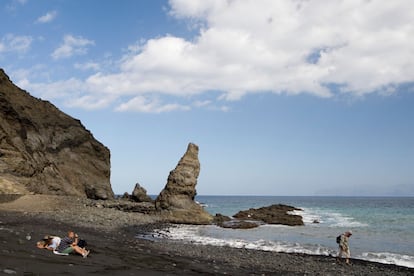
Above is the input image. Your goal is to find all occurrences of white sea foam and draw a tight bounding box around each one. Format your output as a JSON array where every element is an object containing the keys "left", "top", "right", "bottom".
[
  {"left": 291, "top": 208, "right": 369, "bottom": 227},
  {"left": 361, "top": 252, "right": 414, "bottom": 268},
  {"left": 153, "top": 225, "right": 414, "bottom": 268},
  {"left": 157, "top": 225, "right": 335, "bottom": 256},
  {"left": 195, "top": 201, "right": 208, "bottom": 208},
  {"left": 288, "top": 210, "right": 323, "bottom": 225}
]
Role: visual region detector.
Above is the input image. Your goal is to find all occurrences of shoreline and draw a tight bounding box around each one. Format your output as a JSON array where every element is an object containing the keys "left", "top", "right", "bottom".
[
  {"left": 1, "top": 195, "right": 413, "bottom": 275},
  {"left": 134, "top": 223, "right": 414, "bottom": 269}
]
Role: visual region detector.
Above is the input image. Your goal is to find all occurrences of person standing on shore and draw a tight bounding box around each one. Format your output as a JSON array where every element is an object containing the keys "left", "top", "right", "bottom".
[{"left": 338, "top": 230, "right": 352, "bottom": 264}]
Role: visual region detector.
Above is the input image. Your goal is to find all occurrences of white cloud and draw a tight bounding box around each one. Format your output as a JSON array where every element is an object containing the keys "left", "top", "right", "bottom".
[
  {"left": 16, "top": 77, "right": 84, "bottom": 100},
  {"left": 74, "top": 62, "right": 100, "bottom": 71},
  {"left": 65, "top": 94, "right": 116, "bottom": 110},
  {"left": 115, "top": 96, "right": 191, "bottom": 113},
  {"left": 51, "top": 35, "right": 94, "bottom": 60},
  {"left": 85, "top": 0, "right": 414, "bottom": 101},
  {"left": 15, "top": 75, "right": 117, "bottom": 110},
  {"left": 193, "top": 100, "right": 211, "bottom": 107},
  {"left": 36, "top": 10, "right": 57, "bottom": 23},
  {"left": 15, "top": 0, "right": 414, "bottom": 112},
  {"left": 0, "top": 34, "right": 32, "bottom": 54}
]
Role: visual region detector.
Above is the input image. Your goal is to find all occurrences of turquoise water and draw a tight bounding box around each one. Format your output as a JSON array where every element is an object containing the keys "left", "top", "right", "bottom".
[{"left": 156, "top": 196, "right": 414, "bottom": 268}]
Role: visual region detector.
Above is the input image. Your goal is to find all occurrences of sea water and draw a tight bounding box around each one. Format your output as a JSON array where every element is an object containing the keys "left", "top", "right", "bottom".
[{"left": 152, "top": 196, "right": 414, "bottom": 268}]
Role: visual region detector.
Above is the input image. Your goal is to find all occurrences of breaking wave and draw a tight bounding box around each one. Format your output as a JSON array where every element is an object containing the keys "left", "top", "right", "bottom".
[
  {"left": 145, "top": 224, "right": 414, "bottom": 268},
  {"left": 291, "top": 208, "right": 369, "bottom": 228}
]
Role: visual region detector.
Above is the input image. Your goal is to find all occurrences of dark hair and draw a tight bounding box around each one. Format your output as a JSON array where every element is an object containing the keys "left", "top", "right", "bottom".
[{"left": 43, "top": 237, "right": 53, "bottom": 246}]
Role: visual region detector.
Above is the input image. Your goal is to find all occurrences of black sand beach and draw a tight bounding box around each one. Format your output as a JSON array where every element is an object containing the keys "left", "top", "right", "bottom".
[{"left": 1, "top": 195, "right": 413, "bottom": 275}]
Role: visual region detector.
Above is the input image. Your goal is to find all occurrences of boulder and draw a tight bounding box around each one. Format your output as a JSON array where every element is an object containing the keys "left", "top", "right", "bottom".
[
  {"left": 155, "top": 143, "right": 213, "bottom": 224},
  {"left": 131, "top": 183, "right": 153, "bottom": 202},
  {"left": 0, "top": 69, "right": 114, "bottom": 200},
  {"left": 213, "top": 213, "right": 232, "bottom": 225},
  {"left": 233, "top": 204, "right": 304, "bottom": 226},
  {"left": 213, "top": 213, "right": 262, "bottom": 229},
  {"left": 219, "top": 220, "right": 262, "bottom": 229}
]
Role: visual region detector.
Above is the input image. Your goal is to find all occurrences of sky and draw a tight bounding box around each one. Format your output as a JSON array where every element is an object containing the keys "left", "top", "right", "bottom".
[{"left": 1, "top": 0, "right": 413, "bottom": 196}]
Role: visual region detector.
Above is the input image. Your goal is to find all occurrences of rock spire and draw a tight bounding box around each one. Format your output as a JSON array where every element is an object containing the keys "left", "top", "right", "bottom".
[{"left": 155, "top": 143, "right": 212, "bottom": 224}]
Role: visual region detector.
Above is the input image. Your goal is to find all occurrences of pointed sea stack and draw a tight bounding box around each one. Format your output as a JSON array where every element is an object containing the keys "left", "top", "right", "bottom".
[
  {"left": 155, "top": 143, "right": 213, "bottom": 224},
  {"left": 0, "top": 69, "right": 114, "bottom": 199},
  {"left": 131, "top": 182, "right": 153, "bottom": 202}
]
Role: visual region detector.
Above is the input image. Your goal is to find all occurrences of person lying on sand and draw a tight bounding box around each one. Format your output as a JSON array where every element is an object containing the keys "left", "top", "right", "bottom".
[
  {"left": 55, "top": 230, "right": 89, "bottom": 258},
  {"left": 36, "top": 235, "right": 61, "bottom": 251}
]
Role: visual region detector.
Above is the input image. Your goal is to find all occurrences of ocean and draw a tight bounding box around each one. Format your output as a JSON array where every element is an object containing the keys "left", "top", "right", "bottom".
[{"left": 150, "top": 196, "right": 414, "bottom": 268}]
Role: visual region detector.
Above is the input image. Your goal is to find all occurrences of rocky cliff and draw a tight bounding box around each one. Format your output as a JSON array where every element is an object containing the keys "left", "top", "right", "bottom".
[
  {"left": 0, "top": 69, "right": 114, "bottom": 199},
  {"left": 155, "top": 143, "right": 212, "bottom": 224}
]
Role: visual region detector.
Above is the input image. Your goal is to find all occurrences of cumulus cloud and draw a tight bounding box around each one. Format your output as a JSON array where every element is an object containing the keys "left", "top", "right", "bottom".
[
  {"left": 51, "top": 35, "right": 94, "bottom": 59},
  {"left": 115, "top": 96, "right": 191, "bottom": 113},
  {"left": 17, "top": 0, "right": 414, "bottom": 112},
  {"left": 16, "top": 77, "right": 84, "bottom": 100},
  {"left": 36, "top": 10, "right": 57, "bottom": 23},
  {"left": 0, "top": 34, "right": 32, "bottom": 54},
  {"left": 65, "top": 94, "right": 117, "bottom": 110},
  {"left": 87, "top": 0, "right": 414, "bottom": 100},
  {"left": 15, "top": 75, "right": 116, "bottom": 110}
]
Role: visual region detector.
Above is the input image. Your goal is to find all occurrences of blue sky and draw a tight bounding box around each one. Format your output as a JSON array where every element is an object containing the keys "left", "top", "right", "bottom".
[{"left": 1, "top": 0, "right": 413, "bottom": 196}]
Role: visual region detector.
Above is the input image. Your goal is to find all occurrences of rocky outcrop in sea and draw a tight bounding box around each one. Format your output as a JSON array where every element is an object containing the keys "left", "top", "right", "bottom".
[
  {"left": 0, "top": 69, "right": 114, "bottom": 200},
  {"left": 213, "top": 204, "right": 304, "bottom": 229},
  {"left": 155, "top": 143, "right": 213, "bottom": 224},
  {"left": 233, "top": 204, "right": 304, "bottom": 226}
]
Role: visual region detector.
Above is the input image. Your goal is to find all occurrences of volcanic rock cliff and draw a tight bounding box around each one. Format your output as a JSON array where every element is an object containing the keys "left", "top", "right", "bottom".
[
  {"left": 0, "top": 69, "right": 114, "bottom": 199},
  {"left": 155, "top": 143, "right": 213, "bottom": 224}
]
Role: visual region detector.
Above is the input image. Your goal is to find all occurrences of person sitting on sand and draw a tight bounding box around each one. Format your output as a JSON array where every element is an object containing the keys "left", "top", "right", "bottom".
[
  {"left": 338, "top": 230, "right": 352, "bottom": 264},
  {"left": 36, "top": 235, "right": 61, "bottom": 251},
  {"left": 56, "top": 231, "right": 89, "bottom": 258}
]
